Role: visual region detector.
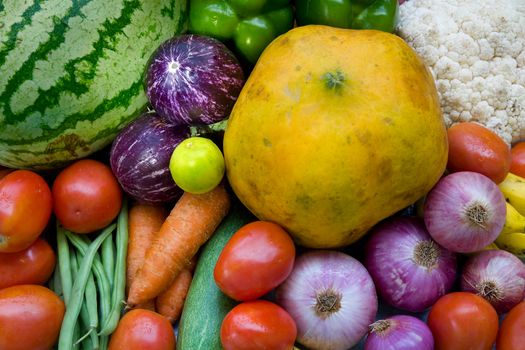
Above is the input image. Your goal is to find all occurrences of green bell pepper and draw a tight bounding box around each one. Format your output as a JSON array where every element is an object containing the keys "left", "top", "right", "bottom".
[
  {"left": 295, "top": 0, "right": 399, "bottom": 33},
  {"left": 189, "top": 0, "right": 294, "bottom": 64}
]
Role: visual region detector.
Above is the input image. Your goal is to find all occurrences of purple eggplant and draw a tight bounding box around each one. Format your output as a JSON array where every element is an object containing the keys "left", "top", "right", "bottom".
[
  {"left": 110, "top": 111, "right": 189, "bottom": 205},
  {"left": 145, "top": 34, "right": 245, "bottom": 126}
]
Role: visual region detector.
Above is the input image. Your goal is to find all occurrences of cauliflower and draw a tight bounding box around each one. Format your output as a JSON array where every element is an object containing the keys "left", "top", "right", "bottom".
[{"left": 396, "top": 0, "right": 525, "bottom": 144}]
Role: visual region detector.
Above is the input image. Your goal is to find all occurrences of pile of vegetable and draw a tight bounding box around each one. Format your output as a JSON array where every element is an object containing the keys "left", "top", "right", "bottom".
[{"left": 1, "top": 0, "right": 525, "bottom": 349}]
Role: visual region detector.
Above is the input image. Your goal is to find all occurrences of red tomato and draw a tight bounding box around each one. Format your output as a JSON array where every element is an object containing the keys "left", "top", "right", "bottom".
[
  {"left": 214, "top": 221, "right": 295, "bottom": 301},
  {"left": 427, "top": 292, "right": 499, "bottom": 350},
  {"left": 108, "top": 309, "right": 175, "bottom": 350},
  {"left": 220, "top": 300, "right": 297, "bottom": 350},
  {"left": 0, "top": 170, "right": 53, "bottom": 252},
  {"left": 510, "top": 141, "right": 525, "bottom": 178},
  {"left": 0, "top": 238, "right": 56, "bottom": 289},
  {"left": 52, "top": 159, "right": 123, "bottom": 234},
  {"left": 447, "top": 122, "right": 510, "bottom": 183},
  {"left": 496, "top": 301, "right": 525, "bottom": 350},
  {"left": 0, "top": 284, "right": 65, "bottom": 350}
]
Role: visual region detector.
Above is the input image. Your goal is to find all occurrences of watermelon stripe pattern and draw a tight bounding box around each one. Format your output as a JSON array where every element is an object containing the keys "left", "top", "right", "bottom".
[{"left": 0, "top": 0, "right": 187, "bottom": 169}]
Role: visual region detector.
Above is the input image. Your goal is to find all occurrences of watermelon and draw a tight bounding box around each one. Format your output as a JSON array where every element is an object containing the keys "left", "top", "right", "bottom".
[{"left": 0, "top": 0, "right": 187, "bottom": 169}]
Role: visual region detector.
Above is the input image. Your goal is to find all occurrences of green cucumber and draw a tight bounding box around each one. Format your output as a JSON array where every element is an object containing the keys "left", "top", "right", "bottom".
[{"left": 177, "top": 200, "right": 254, "bottom": 350}]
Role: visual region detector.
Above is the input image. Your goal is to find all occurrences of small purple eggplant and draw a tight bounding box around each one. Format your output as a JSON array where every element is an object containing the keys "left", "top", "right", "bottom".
[
  {"left": 145, "top": 34, "right": 245, "bottom": 126},
  {"left": 110, "top": 111, "right": 189, "bottom": 204}
]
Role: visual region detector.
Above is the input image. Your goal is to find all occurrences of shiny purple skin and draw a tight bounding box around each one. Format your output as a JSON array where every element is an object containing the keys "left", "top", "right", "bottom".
[
  {"left": 365, "top": 315, "right": 434, "bottom": 350},
  {"left": 110, "top": 112, "right": 190, "bottom": 205},
  {"left": 145, "top": 34, "right": 245, "bottom": 126},
  {"left": 364, "top": 216, "right": 457, "bottom": 313}
]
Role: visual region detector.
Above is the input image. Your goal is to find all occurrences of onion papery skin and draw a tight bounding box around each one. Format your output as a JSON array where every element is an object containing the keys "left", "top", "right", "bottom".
[
  {"left": 364, "top": 315, "right": 434, "bottom": 350},
  {"left": 110, "top": 112, "right": 189, "bottom": 204},
  {"left": 461, "top": 249, "right": 525, "bottom": 314},
  {"left": 145, "top": 34, "right": 245, "bottom": 126},
  {"left": 275, "top": 250, "right": 378, "bottom": 350},
  {"left": 423, "top": 171, "right": 506, "bottom": 253},
  {"left": 364, "top": 216, "right": 457, "bottom": 312}
]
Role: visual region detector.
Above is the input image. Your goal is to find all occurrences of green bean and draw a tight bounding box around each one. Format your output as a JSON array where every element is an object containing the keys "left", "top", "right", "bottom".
[
  {"left": 86, "top": 279, "right": 99, "bottom": 349},
  {"left": 53, "top": 264, "right": 63, "bottom": 298},
  {"left": 79, "top": 332, "right": 94, "bottom": 350},
  {"left": 57, "top": 224, "right": 81, "bottom": 347},
  {"left": 74, "top": 329, "right": 91, "bottom": 346},
  {"left": 99, "top": 198, "right": 129, "bottom": 336},
  {"left": 75, "top": 252, "right": 99, "bottom": 350},
  {"left": 68, "top": 247, "right": 82, "bottom": 349},
  {"left": 101, "top": 232, "right": 115, "bottom": 288},
  {"left": 99, "top": 336, "right": 109, "bottom": 350},
  {"left": 99, "top": 335, "right": 109, "bottom": 350},
  {"left": 66, "top": 231, "right": 112, "bottom": 332},
  {"left": 56, "top": 224, "right": 73, "bottom": 304},
  {"left": 58, "top": 224, "right": 115, "bottom": 350},
  {"left": 94, "top": 251, "right": 110, "bottom": 323},
  {"left": 71, "top": 248, "right": 89, "bottom": 328}
]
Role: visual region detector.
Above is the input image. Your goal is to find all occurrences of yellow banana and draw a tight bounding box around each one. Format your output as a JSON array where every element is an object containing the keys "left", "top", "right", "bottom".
[
  {"left": 482, "top": 242, "right": 500, "bottom": 251},
  {"left": 501, "top": 202, "right": 525, "bottom": 234},
  {"left": 498, "top": 172, "right": 525, "bottom": 216},
  {"left": 495, "top": 232, "right": 525, "bottom": 259}
]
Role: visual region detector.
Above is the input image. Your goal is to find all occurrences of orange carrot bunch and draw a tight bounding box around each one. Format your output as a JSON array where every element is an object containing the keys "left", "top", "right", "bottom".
[{"left": 125, "top": 184, "right": 231, "bottom": 322}]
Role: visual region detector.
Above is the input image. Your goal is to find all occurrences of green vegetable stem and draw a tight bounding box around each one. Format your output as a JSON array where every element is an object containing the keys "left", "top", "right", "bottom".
[
  {"left": 188, "top": 0, "right": 294, "bottom": 64},
  {"left": 295, "top": 0, "right": 399, "bottom": 33}
]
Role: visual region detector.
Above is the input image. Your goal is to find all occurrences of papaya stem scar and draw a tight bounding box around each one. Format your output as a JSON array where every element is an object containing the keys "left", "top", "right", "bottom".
[{"left": 322, "top": 70, "right": 346, "bottom": 92}]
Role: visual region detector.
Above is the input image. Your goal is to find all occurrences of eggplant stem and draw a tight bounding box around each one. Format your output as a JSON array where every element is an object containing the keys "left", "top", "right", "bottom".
[{"left": 190, "top": 119, "right": 228, "bottom": 137}]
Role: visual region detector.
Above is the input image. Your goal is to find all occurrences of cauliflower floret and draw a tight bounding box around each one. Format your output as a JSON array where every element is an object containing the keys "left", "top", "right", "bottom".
[{"left": 397, "top": 0, "right": 525, "bottom": 144}]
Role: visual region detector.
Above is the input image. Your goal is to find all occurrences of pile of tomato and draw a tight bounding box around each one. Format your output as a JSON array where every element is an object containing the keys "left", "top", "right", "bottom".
[{"left": 0, "top": 159, "right": 122, "bottom": 349}]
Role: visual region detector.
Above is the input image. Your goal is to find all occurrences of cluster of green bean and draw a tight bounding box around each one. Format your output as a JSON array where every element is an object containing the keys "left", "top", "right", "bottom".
[{"left": 49, "top": 199, "right": 129, "bottom": 350}]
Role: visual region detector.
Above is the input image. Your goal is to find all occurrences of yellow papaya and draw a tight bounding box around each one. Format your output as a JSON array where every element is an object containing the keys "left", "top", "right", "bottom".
[{"left": 224, "top": 25, "right": 448, "bottom": 248}]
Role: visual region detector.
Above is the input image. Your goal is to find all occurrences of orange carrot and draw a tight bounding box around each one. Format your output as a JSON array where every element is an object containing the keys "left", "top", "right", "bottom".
[
  {"left": 127, "top": 184, "right": 231, "bottom": 307},
  {"left": 156, "top": 256, "right": 197, "bottom": 322},
  {"left": 155, "top": 267, "right": 194, "bottom": 323},
  {"left": 126, "top": 202, "right": 168, "bottom": 310}
]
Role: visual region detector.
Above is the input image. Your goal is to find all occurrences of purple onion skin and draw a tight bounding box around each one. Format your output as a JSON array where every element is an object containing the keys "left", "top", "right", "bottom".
[
  {"left": 110, "top": 112, "right": 189, "bottom": 205},
  {"left": 365, "top": 315, "right": 434, "bottom": 350},
  {"left": 364, "top": 216, "right": 457, "bottom": 313},
  {"left": 424, "top": 171, "right": 506, "bottom": 253},
  {"left": 276, "top": 250, "right": 378, "bottom": 350},
  {"left": 146, "top": 34, "right": 245, "bottom": 126},
  {"left": 461, "top": 249, "right": 525, "bottom": 314}
]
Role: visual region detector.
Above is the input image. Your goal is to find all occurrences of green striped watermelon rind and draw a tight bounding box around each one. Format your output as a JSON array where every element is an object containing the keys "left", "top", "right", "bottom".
[{"left": 0, "top": 0, "right": 187, "bottom": 169}]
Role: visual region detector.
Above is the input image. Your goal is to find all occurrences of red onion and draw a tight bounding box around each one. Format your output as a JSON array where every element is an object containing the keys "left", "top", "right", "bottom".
[
  {"left": 275, "top": 250, "right": 377, "bottom": 350},
  {"left": 364, "top": 315, "right": 434, "bottom": 350},
  {"left": 364, "top": 216, "right": 457, "bottom": 312},
  {"left": 460, "top": 249, "right": 525, "bottom": 314},
  {"left": 424, "top": 171, "right": 506, "bottom": 253}
]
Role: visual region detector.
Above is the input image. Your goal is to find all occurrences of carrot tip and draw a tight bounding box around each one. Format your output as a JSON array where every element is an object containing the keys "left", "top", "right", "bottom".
[{"left": 124, "top": 301, "right": 134, "bottom": 311}]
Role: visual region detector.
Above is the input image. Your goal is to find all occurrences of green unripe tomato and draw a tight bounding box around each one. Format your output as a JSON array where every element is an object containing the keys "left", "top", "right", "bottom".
[{"left": 169, "top": 137, "right": 225, "bottom": 194}]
